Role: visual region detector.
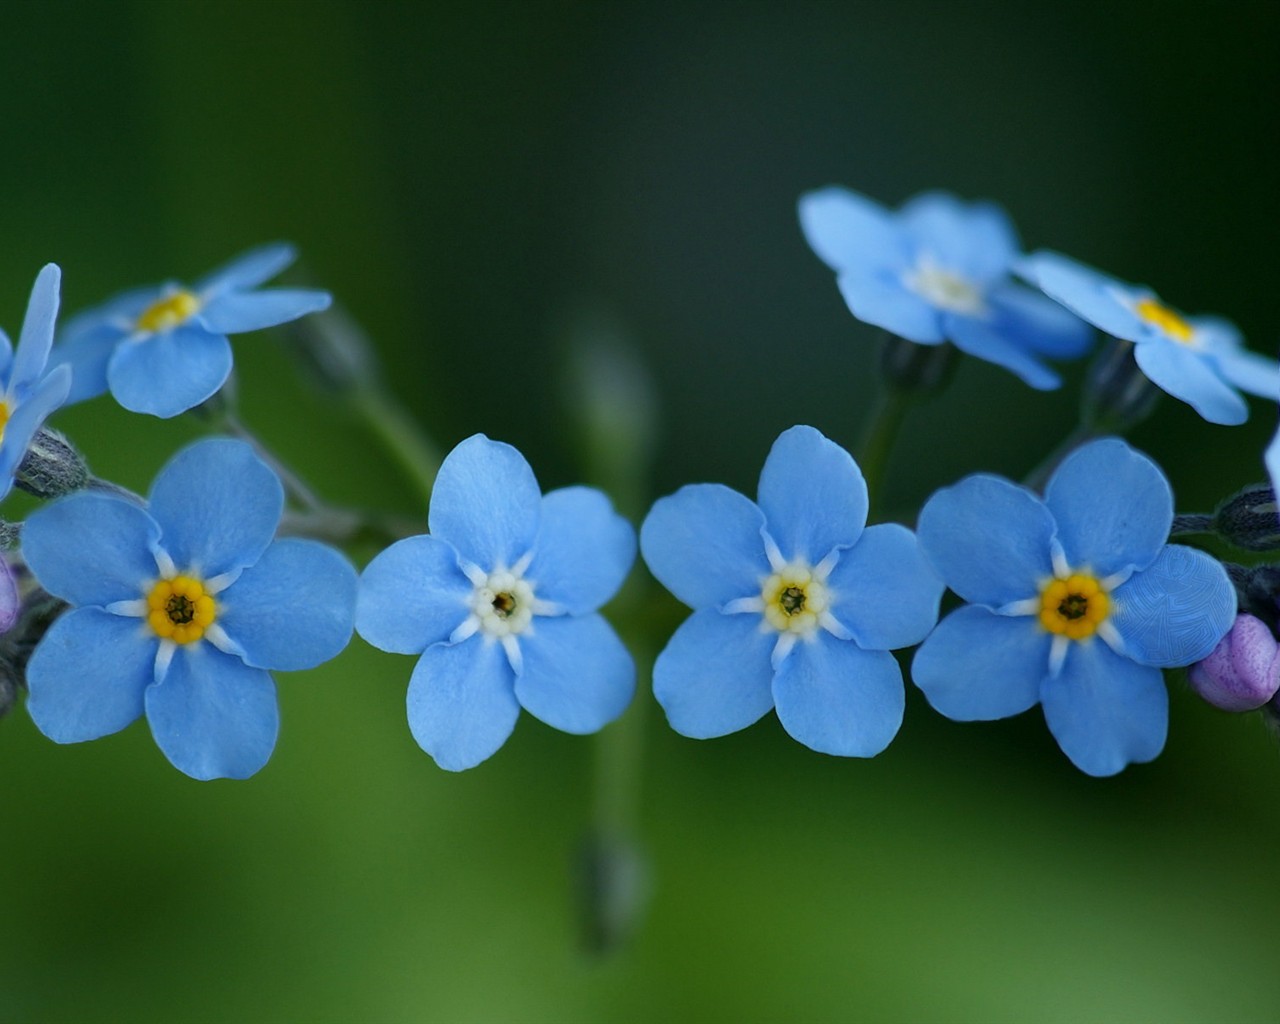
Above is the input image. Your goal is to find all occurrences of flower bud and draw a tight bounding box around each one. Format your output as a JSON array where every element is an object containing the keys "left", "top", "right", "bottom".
[
  {"left": 14, "top": 427, "right": 88, "bottom": 499},
  {"left": 1188, "top": 613, "right": 1280, "bottom": 712},
  {"left": 1211, "top": 485, "right": 1280, "bottom": 551},
  {"left": 1081, "top": 337, "right": 1160, "bottom": 432},
  {"left": 879, "top": 333, "right": 959, "bottom": 396}
]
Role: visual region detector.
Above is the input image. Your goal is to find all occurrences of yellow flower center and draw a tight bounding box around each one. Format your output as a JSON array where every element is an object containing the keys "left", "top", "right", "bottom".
[
  {"left": 147, "top": 575, "right": 217, "bottom": 645},
  {"left": 761, "top": 562, "right": 829, "bottom": 636},
  {"left": 136, "top": 290, "right": 201, "bottom": 334},
  {"left": 0, "top": 399, "right": 10, "bottom": 445},
  {"left": 1038, "top": 573, "right": 1110, "bottom": 641},
  {"left": 1134, "top": 297, "right": 1194, "bottom": 344}
]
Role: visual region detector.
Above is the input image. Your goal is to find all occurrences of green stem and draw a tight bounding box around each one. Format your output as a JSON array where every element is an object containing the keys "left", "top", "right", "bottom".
[
  {"left": 857, "top": 387, "right": 912, "bottom": 511},
  {"left": 351, "top": 388, "right": 441, "bottom": 508}
]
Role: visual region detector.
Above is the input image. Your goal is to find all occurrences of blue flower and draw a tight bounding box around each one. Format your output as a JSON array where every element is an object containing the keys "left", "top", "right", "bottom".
[
  {"left": 52, "top": 243, "right": 331, "bottom": 418},
  {"left": 911, "top": 438, "right": 1236, "bottom": 776},
  {"left": 640, "top": 425, "right": 943, "bottom": 756},
  {"left": 1020, "top": 251, "right": 1278, "bottom": 425},
  {"left": 355, "top": 434, "right": 636, "bottom": 771},
  {"left": 21, "top": 438, "right": 357, "bottom": 780},
  {"left": 0, "top": 265, "right": 71, "bottom": 500},
  {"left": 798, "top": 187, "right": 1092, "bottom": 389}
]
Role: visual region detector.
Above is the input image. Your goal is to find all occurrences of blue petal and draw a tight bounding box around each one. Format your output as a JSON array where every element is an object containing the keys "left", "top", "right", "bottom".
[
  {"left": 1110, "top": 544, "right": 1236, "bottom": 667},
  {"left": 916, "top": 474, "right": 1055, "bottom": 606},
  {"left": 772, "top": 631, "right": 904, "bottom": 757},
  {"left": 1267, "top": 421, "right": 1280, "bottom": 498},
  {"left": 826, "top": 523, "right": 943, "bottom": 649},
  {"left": 52, "top": 286, "right": 155, "bottom": 404},
  {"left": 640, "top": 484, "right": 769, "bottom": 609},
  {"left": 196, "top": 243, "right": 296, "bottom": 295},
  {"left": 514, "top": 614, "right": 634, "bottom": 733},
  {"left": 527, "top": 486, "right": 635, "bottom": 615},
  {"left": 106, "top": 324, "right": 233, "bottom": 417},
  {"left": 797, "top": 187, "right": 909, "bottom": 274},
  {"left": 355, "top": 535, "right": 471, "bottom": 655},
  {"left": 217, "top": 539, "right": 356, "bottom": 671},
  {"left": 1212, "top": 346, "right": 1279, "bottom": 401},
  {"left": 985, "top": 283, "right": 1094, "bottom": 359},
  {"left": 1041, "top": 640, "right": 1167, "bottom": 776},
  {"left": 0, "top": 327, "right": 12, "bottom": 380},
  {"left": 146, "top": 644, "right": 278, "bottom": 780},
  {"left": 837, "top": 270, "right": 945, "bottom": 343},
  {"left": 1019, "top": 251, "right": 1143, "bottom": 341},
  {"left": 406, "top": 637, "right": 520, "bottom": 771},
  {"left": 1045, "top": 438, "right": 1172, "bottom": 577},
  {"left": 148, "top": 438, "right": 283, "bottom": 579},
  {"left": 911, "top": 605, "right": 1048, "bottom": 720},
  {"left": 11, "top": 264, "right": 60, "bottom": 393},
  {"left": 199, "top": 288, "right": 331, "bottom": 334},
  {"left": 1134, "top": 339, "right": 1247, "bottom": 425},
  {"left": 26, "top": 608, "right": 154, "bottom": 742},
  {"left": 757, "top": 425, "right": 867, "bottom": 563},
  {"left": 652, "top": 608, "right": 775, "bottom": 738},
  {"left": 0, "top": 363, "right": 71, "bottom": 498},
  {"left": 944, "top": 313, "right": 1061, "bottom": 390},
  {"left": 22, "top": 493, "right": 160, "bottom": 606},
  {"left": 899, "top": 192, "right": 1018, "bottom": 285},
  {"left": 428, "top": 434, "right": 541, "bottom": 571}
]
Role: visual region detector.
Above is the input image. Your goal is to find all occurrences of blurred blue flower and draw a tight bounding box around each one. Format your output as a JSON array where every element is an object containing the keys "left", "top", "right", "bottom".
[
  {"left": 356, "top": 434, "right": 636, "bottom": 771},
  {"left": 912, "top": 438, "right": 1235, "bottom": 776},
  {"left": 0, "top": 264, "right": 71, "bottom": 500},
  {"left": 640, "top": 425, "right": 943, "bottom": 757},
  {"left": 22, "top": 438, "right": 357, "bottom": 780},
  {"left": 798, "top": 187, "right": 1092, "bottom": 389},
  {"left": 52, "top": 244, "right": 331, "bottom": 418},
  {"left": 1020, "top": 251, "right": 1278, "bottom": 425}
]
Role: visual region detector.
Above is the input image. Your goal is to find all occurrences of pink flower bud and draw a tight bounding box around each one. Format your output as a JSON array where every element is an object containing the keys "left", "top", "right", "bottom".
[{"left": 1189, "top": 614, "right": 1280, "bottom": 712}]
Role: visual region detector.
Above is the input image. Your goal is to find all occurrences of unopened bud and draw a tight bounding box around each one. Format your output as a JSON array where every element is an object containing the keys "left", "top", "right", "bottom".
[
  {"left": 1188, "top": 613, "right": 1280, "bottom": 712},
  {"left": 1081, "top": 337, "right": 1160, "bottom": 432},
  {"left": 15, "top": 428, "right": 88, "bottom": 499},
  {"left": 279, "top": 305, "right": 381, "bottom": 397},
  {"left": 1211, "top": 485, "right": 1280, "bottom": 551},
  {"left": 879, "top": 334, "right": 959, "bottom": 396}
]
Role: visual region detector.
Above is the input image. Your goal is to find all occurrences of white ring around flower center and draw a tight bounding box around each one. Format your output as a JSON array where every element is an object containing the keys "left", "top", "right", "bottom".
[
  {"left": 469, "top": 569, "right": 537, "bottom": 638},
  {"left": 903, "top": 254, "right": 986, "bottom": 316},
  {"left": 760, "top": 560, "right": 831, "bottom": 637}
]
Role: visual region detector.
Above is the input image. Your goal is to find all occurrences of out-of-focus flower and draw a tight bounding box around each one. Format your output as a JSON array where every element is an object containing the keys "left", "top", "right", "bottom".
[
  {"left": 1020, "top": 251, "right": 1277, "bottom": 425},
  {"left": 912, "top": 438, "right": 1235, "bottom": 776},
  {"left": 640, "top": 425, "right": 942, "bottom": 757},
  {"left": 355, "top": 434, "right": 636, "bottom": 771},
  {"left": 52, "top": 244, "right": 330, "bottom": 418},
  {"left": 22, "top": 438, "right": 356, "bottom": 780},
  {"left": 1188, "top": 614, "right": 1280, "bottom": 712},
  {"left": 798, "top": 187, "right": 1092, "bottom": 389}
]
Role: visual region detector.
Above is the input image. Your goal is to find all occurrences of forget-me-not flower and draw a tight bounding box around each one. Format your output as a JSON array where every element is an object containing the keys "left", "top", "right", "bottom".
[
  {"left": 0, "top": 265, "right": 72, "bottom": 500},
  {"left": 22, "top": 438, "right": 357, "bottom": 780},
  {"left": 1020, "top": 251, "right": 1278, "bottom": 425},
  {"left": 911, "top": 438, "right": 1235, "bottom": 776},
  {"left": 52, "top": 243, "right": 331, "bottom": 418},
  {"left": 798, "top": 187, "right": 1092, "bottom": 389},
  {"left": 355, "top": 434, "right": 636, "bottom": 771},
  {"left": 640, "top": 425, "right": 943, "bottom": 756}
]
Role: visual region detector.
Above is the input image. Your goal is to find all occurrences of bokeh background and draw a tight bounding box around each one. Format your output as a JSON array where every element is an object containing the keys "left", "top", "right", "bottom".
[{"left": 2, "top": 2, "right": 1278, "bottom": 1021}]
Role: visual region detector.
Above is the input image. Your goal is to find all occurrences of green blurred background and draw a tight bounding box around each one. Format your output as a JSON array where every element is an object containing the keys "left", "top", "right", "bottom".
[{"left": 2, "top": 2, "right": 1278, "bottom": 1021}]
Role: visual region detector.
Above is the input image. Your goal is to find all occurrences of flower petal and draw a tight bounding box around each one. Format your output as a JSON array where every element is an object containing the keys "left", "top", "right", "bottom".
[
  {"left": 756, "top": 425, "right": 868, "bottom": 562},
  {"left": 984, "top": 283, "right": 1094, "bottom": 359},
  {"left": 944, "top": 313, "right": 1061, "bottom": 390},
  {"left": 145, "top": 643, "right": 279, "bottom": 780},
  {"left": 1018, "top": 251, "right": 1143, "bottom": 341},
  {"left": 148, "top": 438, "right": 284, "bottom": 579},
  {"left": 406, "top": 637, "right": 520, "bottom": 771},
  {"left": 198, "top": 288, "right": 331, "bottom": 334},
  {"left": 1045, "top": 438, "right": 1172, "bottom": 577},
  {"left": 196, "top": 243, "right": 296, "bottom": 295},
  {"left": 0, "top": 363, "right": 71, "bottom": 498},
  {"left": 797, "top": 186, "right": 908, "bottom": 274},
  {"left": 514, "top": 614, "right": 634, "bottom": 733},
  {"left": 1212, "top": 346, "right": 1279, "bottom": 401},
  {"left": 26, "top": 608, "right": 154, "bottom": 742},
  {"left": 772, "top": 631, "right": 904, "bottom": 757},
  {"left": 428, "top": 434, "right": 541, "bottom": 571},
  {"left": 1041, "top": 640, "right": 1167, "bottom": 777},
  {"left": 899, "top": 192, "right": 1018, "bottom": 285},
  {"left": 836, "top": 270, "right": 944, "bottom": 343},
  {"left": 218, "top": 539, "right": 356, "bottom": 671},
  {"left": 1133, "top": 338, "right": 1247, "bottom": 425},
  {"left": 106, "top": 325, "right": 233, "bottom": 418},
  {"left": 911, "top": 605, "right": 1048, "bottom": 720},
  {"left": 916, "top": 474, "right": 1055, "bottom": 606},
  {"left": 22, "top": 492, "right": 160, "bottom": 606},
  {"left": 11, "top": 264, "right": 60, "bottom": 393},
  {"left": 640, "top": 484, "right": 769, "bottom": 609},
  {"left": 826, "top": 523, "right": 943, "bottom": 650},
  {"left": 355, "top": 535, "right": 472, "bottom": 655},
  {"left": 52, "top": 286, "right": 156, "bottom": 405},
  {"left": 527, "top": 487, "right": 635, "bottom": 615},
  {"left": 652, "top": 608, "right": 775, "bottom": 738},
  {"left": 1110, "top": 544, "right": 1236, "bottom": 667}
]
